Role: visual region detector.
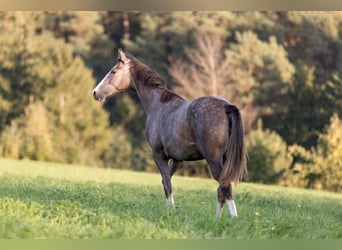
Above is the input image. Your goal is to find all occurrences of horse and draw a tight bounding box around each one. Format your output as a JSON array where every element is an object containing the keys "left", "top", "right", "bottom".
[{"left": 92, "top": 49, "right": 247, "bottom": 217}]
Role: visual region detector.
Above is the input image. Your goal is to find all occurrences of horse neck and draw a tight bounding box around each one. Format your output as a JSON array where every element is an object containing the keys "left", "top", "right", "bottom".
[
  {"left": 128, "top": 61, "right": 184, "bottom": 114},
  {"left": 131, "top": 78, "right": 165, "bottom": 115}
]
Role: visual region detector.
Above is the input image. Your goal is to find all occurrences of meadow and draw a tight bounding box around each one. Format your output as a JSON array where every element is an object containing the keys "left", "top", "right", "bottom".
[{"left": 0, "top": 158, "right": 341, "bottom": 239}]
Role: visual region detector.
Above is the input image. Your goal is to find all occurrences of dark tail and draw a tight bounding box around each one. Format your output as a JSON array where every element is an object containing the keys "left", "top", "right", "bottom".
[{"left": 219, "top": 104, "right": 247, "bottom": 187}]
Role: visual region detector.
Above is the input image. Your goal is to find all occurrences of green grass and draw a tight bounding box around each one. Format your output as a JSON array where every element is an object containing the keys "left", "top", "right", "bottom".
[{"left": 0, "top": 158, "right": 341, "bottom": 239}]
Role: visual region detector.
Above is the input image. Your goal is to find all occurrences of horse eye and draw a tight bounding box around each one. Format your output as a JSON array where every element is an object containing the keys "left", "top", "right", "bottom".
[{"left": 110, "top": 70, "right": 116, "bottom": 74}]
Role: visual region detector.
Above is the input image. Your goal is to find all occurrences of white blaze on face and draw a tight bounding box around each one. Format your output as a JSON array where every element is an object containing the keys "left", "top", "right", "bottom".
[
  {"left": 98, "top": 70, "right": 111, "bottom": 87},
  {"left": 93, "top": 70, "right": 111, "bottom": 98}
]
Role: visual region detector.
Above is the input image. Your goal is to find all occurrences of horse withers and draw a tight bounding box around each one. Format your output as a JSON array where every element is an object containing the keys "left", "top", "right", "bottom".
[{"left": 92, "top": 49, "right": 247, "bottom": 217}]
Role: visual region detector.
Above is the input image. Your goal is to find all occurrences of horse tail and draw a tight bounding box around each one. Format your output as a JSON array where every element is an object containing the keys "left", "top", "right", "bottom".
[{"left": 219, "top": 104, "right": 247, "bottom": 187}]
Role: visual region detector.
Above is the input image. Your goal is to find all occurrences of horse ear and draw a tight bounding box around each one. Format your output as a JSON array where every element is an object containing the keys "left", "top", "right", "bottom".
[{"left": 118, "top": 48, "right": 127, "bottom": 62}]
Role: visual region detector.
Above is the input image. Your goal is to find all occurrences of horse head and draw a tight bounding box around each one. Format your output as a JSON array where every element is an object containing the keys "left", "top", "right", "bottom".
[{"left": 92, "top": 49, "right": 131, "bottom": 102}]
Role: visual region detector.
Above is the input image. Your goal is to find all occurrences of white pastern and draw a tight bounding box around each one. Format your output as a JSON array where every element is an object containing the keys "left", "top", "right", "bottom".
[
  {"left": 166, "top": 193, "right": 175, "bottom": 207},
  {"left": 226, "top": 199, "right": 238, "bottom": 217},
  {"left": 216, "top": 201, "right": 223, "bottom": 218}
]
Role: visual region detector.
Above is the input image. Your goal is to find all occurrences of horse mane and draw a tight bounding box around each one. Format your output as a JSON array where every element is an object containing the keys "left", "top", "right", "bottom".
[
  {"left": 160, "top": 89, "right": 185, "bottom": 103},
  {"left": 127, "top": 54, "right": 185, "bottom": 103},
  {"left": 127, "top": 55, "right": 165, "bottom": 88}
]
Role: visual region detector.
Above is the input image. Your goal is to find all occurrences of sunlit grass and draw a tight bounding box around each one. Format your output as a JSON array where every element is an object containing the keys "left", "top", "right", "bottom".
[{"left": 0, "top": 158, "right": 341, "bottom": 239}]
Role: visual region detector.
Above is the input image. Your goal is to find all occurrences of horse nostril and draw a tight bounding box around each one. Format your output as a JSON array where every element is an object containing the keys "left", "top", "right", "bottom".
[{"left": 93, "top": 90, "right": 96, "bottom": 98}]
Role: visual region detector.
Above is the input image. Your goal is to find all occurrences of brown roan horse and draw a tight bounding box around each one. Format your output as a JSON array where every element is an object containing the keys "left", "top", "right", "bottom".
[{"left": 92, "top": 49, "right": 247, "bottom": 218}]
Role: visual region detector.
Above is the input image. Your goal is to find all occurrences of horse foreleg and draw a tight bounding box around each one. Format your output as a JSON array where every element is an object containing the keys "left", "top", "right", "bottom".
[
  {"left": 153, "top": 150, "right": 175, "bottom": 207},
  {"left": 166, "top": 193, "right": 175, "bottom": 207},
  {"left": 169, "top": 159, "right": 183, "bottom": 177}
]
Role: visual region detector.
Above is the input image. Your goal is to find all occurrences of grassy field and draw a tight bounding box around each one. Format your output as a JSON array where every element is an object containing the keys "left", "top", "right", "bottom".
[{"left": 0, "top": 158, "right": 341, "bottom": 239}]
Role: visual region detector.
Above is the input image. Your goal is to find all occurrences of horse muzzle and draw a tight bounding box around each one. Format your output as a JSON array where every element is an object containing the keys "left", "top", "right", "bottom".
[{"left": 92, "top": 90, "right": 105, "bottom": 102}]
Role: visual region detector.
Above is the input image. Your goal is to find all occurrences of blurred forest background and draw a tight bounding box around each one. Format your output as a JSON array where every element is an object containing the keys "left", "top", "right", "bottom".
[{"left": 0, "top": 11, "right": 341, "bottom": 193}]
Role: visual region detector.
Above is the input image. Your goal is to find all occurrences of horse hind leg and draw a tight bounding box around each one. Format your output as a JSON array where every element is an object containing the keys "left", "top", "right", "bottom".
[
  {"left": 217, "top": 185, "right": 237, "bottom": 217},
  {"left": 216, "top": 187, "right": 225, "bottom": 218},
  {"left": 204, "top": 152, "right": 238, "bottom": 217},
  {"left": 205, "top": 160, "right": 235, "bottom": 217}
]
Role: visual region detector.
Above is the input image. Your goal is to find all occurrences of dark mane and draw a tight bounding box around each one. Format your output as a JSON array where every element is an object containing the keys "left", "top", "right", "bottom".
[
  {"left": 127, "top": 54, "right": 185, "bottom": 103},
  {"left": 127, "top": 55, "right": 166, "bottom": 88},
  {"left": 160, "top": 89, "right": 185, "bottom": 103}
]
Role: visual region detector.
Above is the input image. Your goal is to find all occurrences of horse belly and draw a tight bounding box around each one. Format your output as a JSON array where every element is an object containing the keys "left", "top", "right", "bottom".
[
  {"left": 159, "top": 102, "right": 203, "bottom": 160},
  {"left": 161, "top": 123, "right": 203, "bottom": 161},
  {"left": 164, "top": 142, "right": 203, "bottom": 161}
]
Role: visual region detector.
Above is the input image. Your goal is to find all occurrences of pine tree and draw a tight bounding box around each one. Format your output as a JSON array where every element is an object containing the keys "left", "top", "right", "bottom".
[
  {"left": 310, "top": 114, "right": 342, "bottom": 192},
  {"left": 0, "top": 12, "right": 51, "bottom": 129},
  {"left": 0, "top": 11, "right": 113, "bottom": 166}
]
